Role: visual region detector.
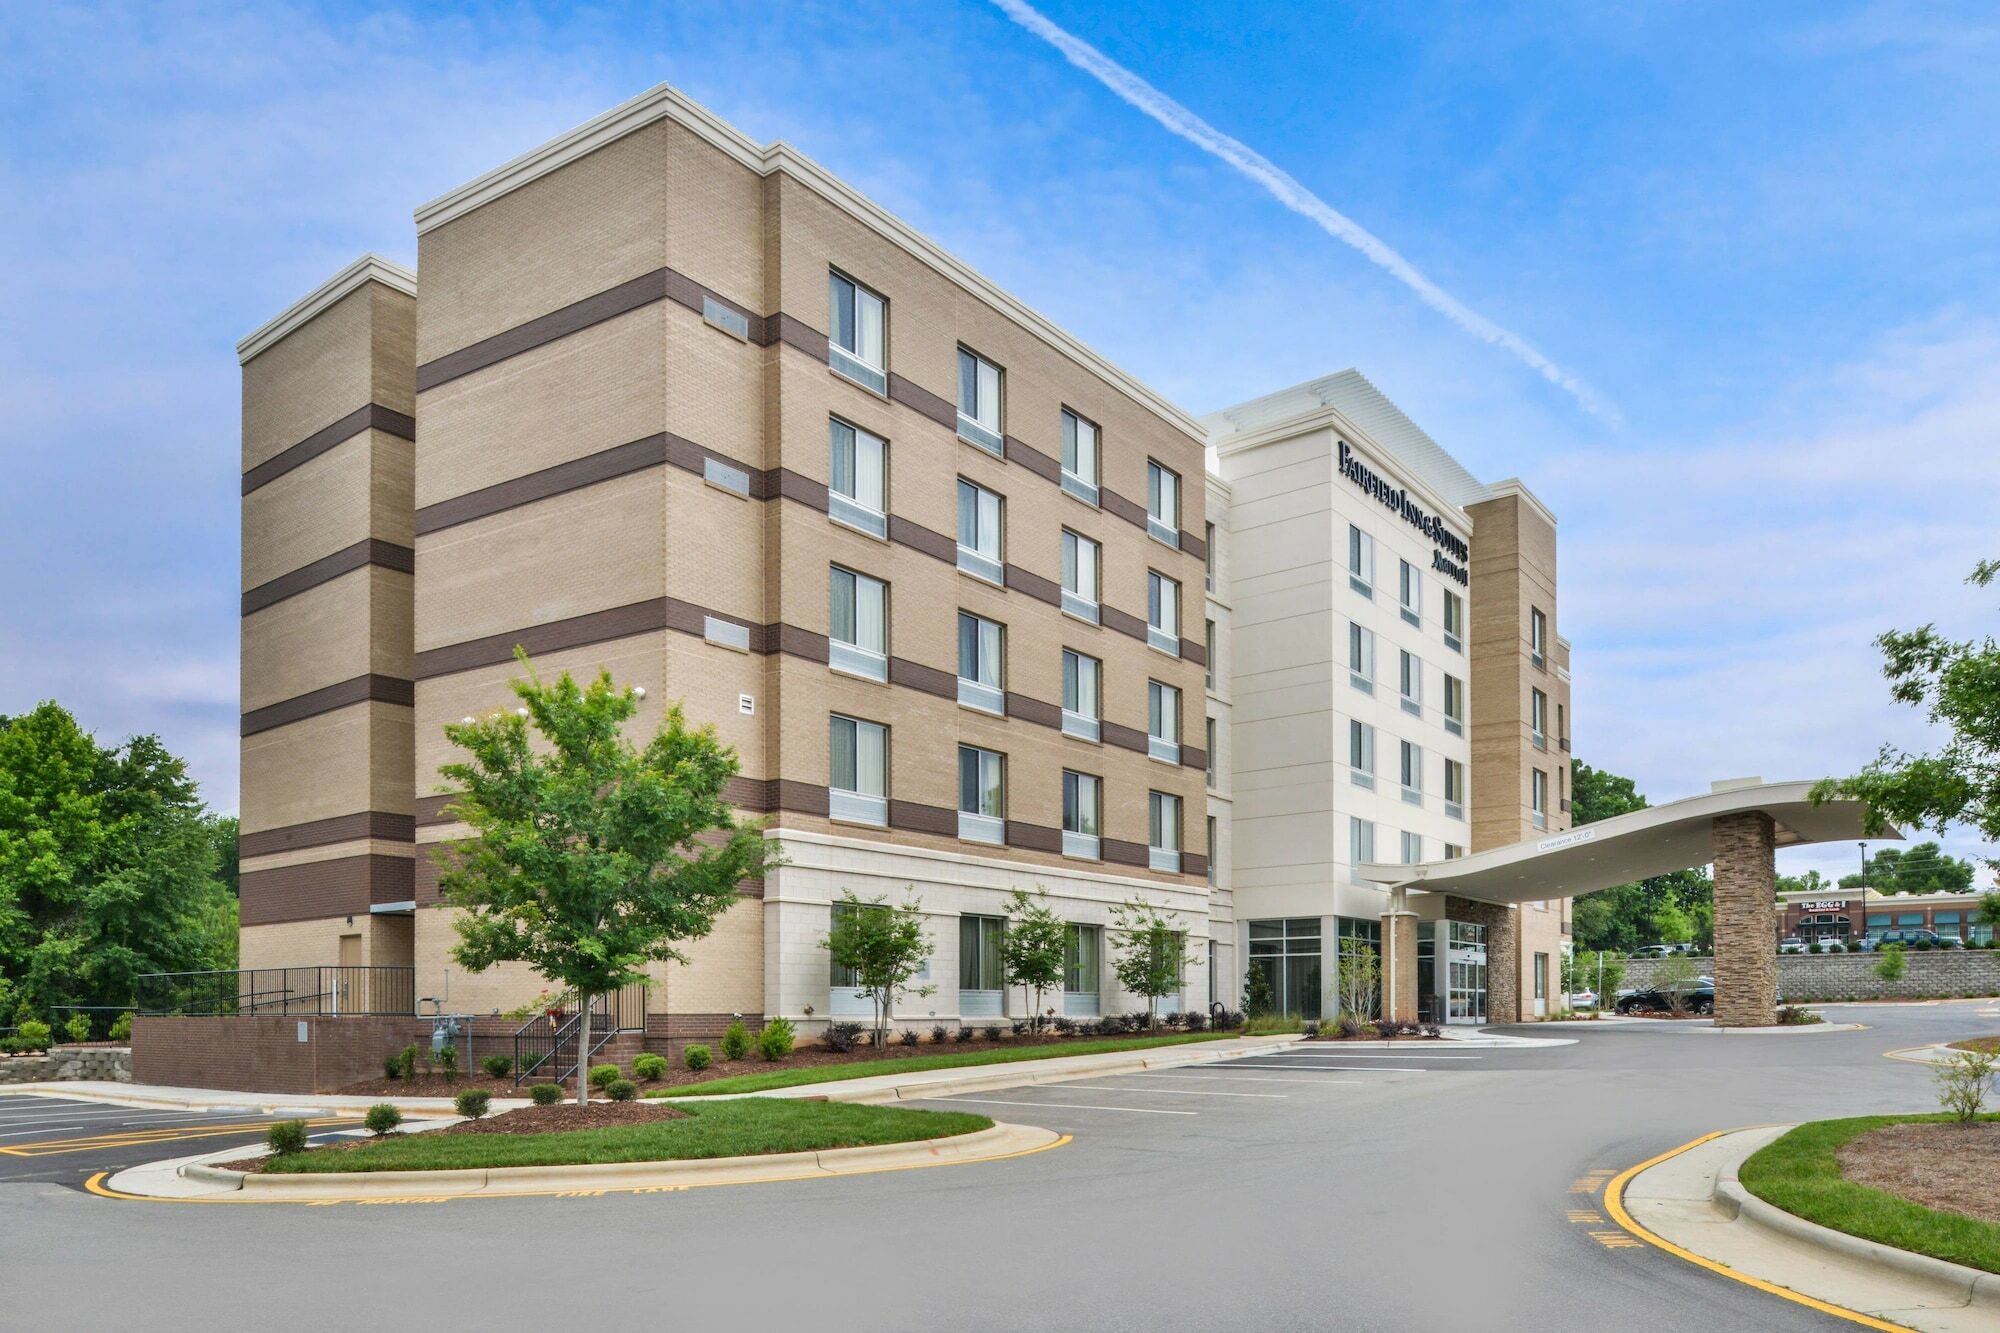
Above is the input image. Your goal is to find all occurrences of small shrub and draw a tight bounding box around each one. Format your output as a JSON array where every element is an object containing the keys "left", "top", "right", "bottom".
[
  {"left": 1301, "top": 1020, "right": 1321, "bottom": 1039},
  {"left": 824, "top": 1022, "right": 862, "bottom": 1054},
  {"left": 1333, "top": 1013, "right": 1365, "bottom": 1039},
  {"left": 932, "top": 1023, "right": 951, "bottom": 1043},
  {"left": 981, "top": 1024, "right": 1000, "bottom": 1042},
  {"left": 481, "top": 1054, "right": 513, "bottom": 1079},
  {"left": 63, "top": 1012, "right": 92, "bottom": 1043},
  {"left": 1915, "top": 938, "right": 1934, "bottom": 951},
  {"left": 1217, "top": 1010, "right": 1245, "bottom": 1031},
  {"left": 109, "top": 1012, "right": 134, "bottom": 1042},
  {"left": 435, "top": 1043, "right": 459, "bottom": 1083},
  {"left": 397, "top": 1043, "right": 419, "bottom": 1080},
  {"left": 1244, "top": 1013, "right": 1304, "bottom": 1035},
  {"left": 1184, "top": 1012, "right": 1207, "bottom": 1032},
  {"left": 683, "top": 1043, "right": 713, "bottom": 1071},
  {"left": 1775, "top": 1005, "right": 1822, "bottom": 1026},
  {"left": 757, "top": 1017, "right": 796, "bottom": 1061},
  {"left": 382, "top": 1053, "right": 404, "bottom": 1080},
  {"left": 1875, "top": 944, "right": 1908, "bottom": 982},
  {"left": 720, "top": 1020, "right": 751, "bottom": 1062},
  {"left": 266, "top": 1119, "right": 308, "bottom": 1156},
  {"left": 529, "top": 1083, "right": 563, "bottom": 1106},
  {"left": 1806, "top": 941, "right": 1822, "bottom": 955},
  {"left": 454, "top": 1089, "right": 492, "bottom": 1119},
  {"left": 606, "top": 1078, "right": 637, "bottom": 1102},
  {"left": 900, "top": 1028, "right": 922, "bottom": 1046},
  {"left": 955, "top": 1024, "right": 976, "bottom": 1043},
  {"left": 363, "top": 1103, "right": 403, "bottom": 1137},
  {"left": 1421, "top": 1024, "right": 1442, "bottom": 1038},
  {"left": 588, "top": 1063, "right": 621, "bottom": 1090},
  {"left": 1935, "top": 1050, "right": 1997, "bottom": 1122},
  {"left": 1051, "top": 1016, "right": 1075, "bottom": 1037},
  {"left": 1011, "top": 1019, "right": 1033, "bottom": 1037},
  {"left": 632, "top": 1052, "right": 667, "bottom": 1082},
  {"left": 15, "top": 1019, "right": 49, "bottom": 1051}
]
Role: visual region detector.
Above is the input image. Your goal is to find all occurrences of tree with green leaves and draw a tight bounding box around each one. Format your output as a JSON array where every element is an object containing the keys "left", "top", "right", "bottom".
[
  {"left": 1109, "top": 899, "right": 1197, "bottom": 1029},
  {"left": 1569, "top": 759, "right": 1715, "bottom": 953},
  {"left": 1814, "top": 559, "right": 2000, "bottom": 876},
  {"left": 1651, "top": 954, "right": 1701, "bottom": 1014},
  {"left": 1000, "top": 888, "right": 1065, "bottom": 1034},
  {"left": 823, "top": 889, "right": 934, "bottom": 1050},
  {"left": 1835, "top": 842, "right": 1975, "bottom": 895},
  {"left": 1335, "top": 941, "right": 1380, "bottom": 1021},
  {"left": 1977, "top": 892, "right": 2000, "bottom": 939},
  {"left": 435, "top": 652, "right": 771, "bottom": 1104},
  {"left": 0, "top": 702, "right": 237, "bottom": 1020}
]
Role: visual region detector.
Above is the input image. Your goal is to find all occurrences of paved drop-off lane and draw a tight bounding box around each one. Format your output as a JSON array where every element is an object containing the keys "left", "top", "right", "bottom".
[{"left": 3, "top": 1002, "right": 1990, "bottom": 1331}]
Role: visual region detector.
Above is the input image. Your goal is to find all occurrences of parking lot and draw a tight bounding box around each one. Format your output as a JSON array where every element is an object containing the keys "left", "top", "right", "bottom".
[{"left": 0, "top": 1095, "right": 362, "bottom": 1187}]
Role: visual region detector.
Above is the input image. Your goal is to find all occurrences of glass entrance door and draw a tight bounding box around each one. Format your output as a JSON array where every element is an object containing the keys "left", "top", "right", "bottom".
[{"left": 1446, "top": 920, "right": 1487, "bottom": 1023}]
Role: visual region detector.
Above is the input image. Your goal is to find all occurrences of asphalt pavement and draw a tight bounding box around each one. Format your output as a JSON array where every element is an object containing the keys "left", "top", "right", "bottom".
[
  {"left": 0, "top": 1095, "right": 363, "bottom": 1187},
  {"left": 2, "top": 1000, "right": 1992, "bottom": 1332}
]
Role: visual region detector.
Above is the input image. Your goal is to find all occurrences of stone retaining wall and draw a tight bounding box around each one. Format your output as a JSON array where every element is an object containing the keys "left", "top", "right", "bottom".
[
  {"left": 1623, "top": 950, "right": 2000, "bottom": 1002},
  {"left": 0, "top": 1046, "right": 134, "bottom": 1084}
]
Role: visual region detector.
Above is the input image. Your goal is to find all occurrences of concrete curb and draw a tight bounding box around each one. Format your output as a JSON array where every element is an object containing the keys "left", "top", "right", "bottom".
[
  {"left": 117, "top": 1122, "right": 1060, "bottom": 1201},
  {"left": 1884, "top": 1043, "right": 1990, "bottom": 1067},
  {"left": 782, "top": 1034, "right": 1306, "bottom": 1104},
  {"left": 0, "top": 1082, "right": 508, "bottom": 1116}
]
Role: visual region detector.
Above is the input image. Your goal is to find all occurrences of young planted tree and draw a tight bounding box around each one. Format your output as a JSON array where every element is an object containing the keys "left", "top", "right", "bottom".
[
  {"left": 1000, "top": 888, "right": 1065, "bottom": 1035},
  {"left": 1109, "top": 899, "right": 1197, "bottom": 1029},
  {"left": 1336, "top": 941, "right": 1381, "bottom": 1021},
  {"left": 823, "top": 890, "right": 934, "bottom": 1051},
  {"left": 435, "top": 651, "right": 771, "bottom": 1104},
  {"left": 1652, "top": 954, "right": 1701, "bottom": 1014}
]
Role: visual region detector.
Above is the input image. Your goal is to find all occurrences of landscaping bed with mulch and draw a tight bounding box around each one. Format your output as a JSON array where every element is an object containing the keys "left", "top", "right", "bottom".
[
  {"left": 337, "top": 1073, "right": 525, "bottom": 1098},
  {"left": 1949, "top": 1035, "right": 2000, "bottom": 1055},
  {"left": 1835, "top": 1120, "right": 2000, "bottom": 1225}
]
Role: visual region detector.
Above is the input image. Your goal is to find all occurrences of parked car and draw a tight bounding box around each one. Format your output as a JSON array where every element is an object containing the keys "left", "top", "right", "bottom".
[
  {"left": 1850, "top": 935, "right": 1876, "bottom": 951},
  {"left": 1630, "top": 943, "right": 1695, "bottom": 959},
  {"left": 1616, "top": 980, "right": 1714, "bottom": 1015},
  {"left": 1874, "top": 928, "right": 1955, "bottom": 949},
  {"left": 1568, "top": 989, "right": 1598, "bottom": 1010},
  {"left": 1779, "top": 936, "right": 1806, "bottom": 953}
]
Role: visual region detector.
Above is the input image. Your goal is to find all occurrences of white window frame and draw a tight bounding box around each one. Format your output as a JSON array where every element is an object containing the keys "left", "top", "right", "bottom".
[
  {"left": 1400, "top": 740, "right": 1423, "bottom": 807},
  {"left": 1062, "top": 649, "right": 1100, "bottom": 742},
  {"left": 828, "top": 714, "right": 887, "bottom": 825},
  {"left": 1061, "top": 529, "right": 1100, "bottom": 624},
  {"left": 828, "top": 417, "right": 887, "bottom": 538},
  {"left": 827, "top": 270, "right": 886, "bottom": 393},
  {"left": 1531, "top": 768, "right": 1549, "bottom": 830},
  {"left": 1349, "top": 719, "right": 1376, "bottom": 789},
  {"left": 1400, "top": 830, "right": 1423, "bottom": 865},
  {"left": 1147, "top": 570, "right": 1181, "bottom": 656},
  {"left": 1147, "top": 680, "right": 1181, "bottom": 765},
  {"left": 1146, "top": 460, "right": 1180, "bottom": 548},
  {"left": 1531, "top": 688, "right": 1548, "bottom": 749},
  {"left": 1349, "top": 816, "right": 1375, "bottom": 865},
  {"left": 1444, "top": 589, "right": 1464, "bottom": 654},
  {"left": 957, "top": 611, "right": 1004, "bottom": 715},
  {"left": 1062, "top": 770, "right": 1101, "bottom": 860},
  {"left": 956, "top": 478, "right": 1004, "bottom": 584},
  {"left": 1400, "top": 649, "right": 1423, "bottom": 718},
  {"left": 1444, "top": 674, "right": 1465, "bottom": 737},
  {"left": 1348, "top": 622, "right": 1375, "bottom": 694},
  {"left": 958, "top": 744, "right": 1005, "bottom": 844},
  {"left": 1445, "top": 758, "right": 1466, "bottom": 821},
  {"left": 1530, "top": 607, "right": 1547, "bottom": 669},
  {"left": 1061, "top": 409, "right": 1100, "bottom": 505},
  {"left": 1348, "top": 525, "right": 1375, "bottom": 597},
  {"left": 1148, "top": 790, "right": 1182, "bottom": 872},
  {"left": 1399, "top": 559, "right": 1421, "bottom": 627},
  {"left": 828, "top": 565, "right": 887, "bottom": 681},
  {"left": 957, "top": 347, "right": 1004, "bottom": 455}
]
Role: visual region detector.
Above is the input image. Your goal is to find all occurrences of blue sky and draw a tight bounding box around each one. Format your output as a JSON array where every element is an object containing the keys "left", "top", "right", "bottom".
[{"left": 3, "top": 1, "right": 1996, "bottom": 882}]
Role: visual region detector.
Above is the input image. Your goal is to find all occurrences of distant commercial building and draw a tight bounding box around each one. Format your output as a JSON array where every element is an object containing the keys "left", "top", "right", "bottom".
[{"left": 1779, "top": 889, "right": 1996, "bottom": 945}]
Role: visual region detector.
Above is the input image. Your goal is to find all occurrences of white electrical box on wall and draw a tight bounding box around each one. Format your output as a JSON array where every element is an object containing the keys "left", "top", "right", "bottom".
[{"left": 739, "top": 694, "right": 754, "bottom": 715}]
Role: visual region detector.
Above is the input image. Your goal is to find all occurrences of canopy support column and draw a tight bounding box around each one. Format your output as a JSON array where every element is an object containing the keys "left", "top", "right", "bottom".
[
  {"left": 1380, "top": 887, "right": 1418, "bottom": 1023},
  {"left": 1713, "top": 811, "right": 1778, "bottom": 1027}
]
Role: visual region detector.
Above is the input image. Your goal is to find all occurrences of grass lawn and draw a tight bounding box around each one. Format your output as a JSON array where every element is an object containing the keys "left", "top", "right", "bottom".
[
  {"left": 654, "top": 1031, "right": 1236, "bottom": 1097},
  {"left": 1739, "top": 1113, "right": 2000, "bottom": 1274},
  {"left": 261, "top": 1099, "right": 991, "bottom": 1174}
]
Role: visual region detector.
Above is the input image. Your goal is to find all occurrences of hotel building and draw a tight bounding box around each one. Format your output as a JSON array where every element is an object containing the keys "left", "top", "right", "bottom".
[{"left": 234, "top": 84, "right": 1566, "bottom": 1036}]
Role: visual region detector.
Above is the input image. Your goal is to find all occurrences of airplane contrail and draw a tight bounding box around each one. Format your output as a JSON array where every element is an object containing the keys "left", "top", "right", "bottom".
[{"left": 988, "top": 0, "right": 1621, "bottom": 428}]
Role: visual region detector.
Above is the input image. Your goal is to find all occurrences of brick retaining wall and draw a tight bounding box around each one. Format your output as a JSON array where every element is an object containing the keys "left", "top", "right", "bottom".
[
  {"left": 0, "top": 1046, "right": 133, "bottom": 1085},
  {"left": 1623, "top": 950, "right": 2000, "bottom": 1002}
]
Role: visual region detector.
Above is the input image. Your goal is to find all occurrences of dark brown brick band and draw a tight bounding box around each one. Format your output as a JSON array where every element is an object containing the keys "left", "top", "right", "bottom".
[
  {"left": 241, "top": 674, "right": 414, "bottom": 737},
  {"left": 242, "top": 403, "right": 414, "bottom": 496},
  {"left": 241, "top": 538, "right": 415, "bottom": 616},
  {"left": 240, "top": 853, "right": 413, "bottom": 926},
  {"left": 240, "top": 811, "right": 415, "bottom": 859}
]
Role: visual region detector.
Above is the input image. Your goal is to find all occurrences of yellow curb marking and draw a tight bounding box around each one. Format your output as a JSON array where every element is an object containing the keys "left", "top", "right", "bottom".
[
  {"left": 1, "top": 1118, "right": 360, "bottom": 1158},
  {"left": 1566, "top": 1209, "right": 1603, "bottom": 1224},
  {"left": 1601, "top": 1132, "right": 1917, "bottom": 1332},
  {"left": 82, "top": 1132, "right": 1073, "bottom": 1207}
]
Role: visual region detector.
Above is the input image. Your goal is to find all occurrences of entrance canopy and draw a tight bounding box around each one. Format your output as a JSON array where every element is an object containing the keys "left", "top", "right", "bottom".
[{"left": 1356, "top": 779, "right": 1901, "bottom": 906}]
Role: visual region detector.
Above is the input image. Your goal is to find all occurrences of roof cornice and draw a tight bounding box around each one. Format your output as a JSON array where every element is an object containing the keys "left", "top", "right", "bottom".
[
  {"left": 410, "top": 82, "right": 1203, "bottom": 442},
  {"left": 237, "top": 254, "right": 416, "bottom": 365},
  {"left": 1212, "top": 401, "right": 1473, "bottom": 534}
]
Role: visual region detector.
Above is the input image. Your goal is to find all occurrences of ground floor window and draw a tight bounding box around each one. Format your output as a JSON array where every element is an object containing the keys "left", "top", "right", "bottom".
[
  {"left": 1063, "top": 924, "right": 1101, "bottom": 1016},
  {"left": 1335, "top": 917, "right": 1382, "bottom": 1018},
  {"left": 960, "top": 914, "right": 1005, "bottom": 1017},
  {"left": 1248, "top": 918, "right": 1321, "bottom": 1019}
]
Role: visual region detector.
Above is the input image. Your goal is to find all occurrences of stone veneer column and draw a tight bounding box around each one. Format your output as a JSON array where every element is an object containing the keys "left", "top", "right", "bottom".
[
  {"left": 1712, "top": 812, "right": 1778, "bottom": 1027},
  {"left": 1380, "top": 910, "right": 1418, "bottom": 1022},
  {"left": 1445, "top": 896, "right": 1520, "bottom": 1024}
]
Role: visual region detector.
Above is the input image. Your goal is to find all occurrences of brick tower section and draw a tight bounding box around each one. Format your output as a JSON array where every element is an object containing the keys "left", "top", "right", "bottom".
[
  {"left": 1380, "top": 910, "right": 1418, "bottom": 1022},
  {"left": 1445, "top": 896, "right": 1520, "bottom": 1023},
  {"left": 1712, "top": 812, "right": 1778, "bottom": 1027}
]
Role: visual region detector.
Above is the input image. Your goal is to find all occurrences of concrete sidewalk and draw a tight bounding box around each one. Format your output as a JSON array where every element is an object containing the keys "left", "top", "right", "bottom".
[
  {"left": 1619, "top": 1125, "right": 2000, "bottom": 1332},
  {"left": 0, "top": 1083, "right": 518, "bottom": 1117}
]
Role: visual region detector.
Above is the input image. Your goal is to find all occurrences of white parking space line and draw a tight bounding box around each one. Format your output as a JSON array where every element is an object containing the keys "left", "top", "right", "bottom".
[
  {"left": 1131, "top": 1073, "right": 1365, "bottom": 1085},
  {"left": 1225, "top": 1062, "right": 1433, "bottom": 1073},
  {"left": 1262, "top": 1051, "right": 1481, "bottom": 1060},
  {"left": 1054, "top": 1083, "right": 1285, "bottom": 1098},
  {"left": 0, "top": 1110, "right": 171, "bottom": 1128},
  {"left": 917, "top": 1096, "right": 1197, "bottom": 1116}
]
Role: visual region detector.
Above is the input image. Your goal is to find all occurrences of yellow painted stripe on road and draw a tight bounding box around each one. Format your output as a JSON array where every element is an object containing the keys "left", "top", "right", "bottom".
[
  {"left": 2, "top": 1118, "right": 360, "bottom": 1157},
  {"left": 1601, "top": 1133, "right": 1916, "bottom": 1333},
  {"left": 81, "top": 1132, "right": 1074, "bottom": 1206}
]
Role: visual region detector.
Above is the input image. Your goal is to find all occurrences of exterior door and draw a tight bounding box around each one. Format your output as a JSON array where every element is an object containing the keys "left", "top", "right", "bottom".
[
  {"left": 1533, "top": 952, "right": 1549, "bottom": 1018},
  {"left": 335, "top": 934, "right": 362, "bottom": 1014}
]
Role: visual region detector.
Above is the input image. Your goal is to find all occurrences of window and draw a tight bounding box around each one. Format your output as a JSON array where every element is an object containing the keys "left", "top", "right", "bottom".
[
  {"left": 1531, "top": 688, "right": 1548, "bottom": 748},
  {"left": 1249, "top": 918, "right": 1322, "bottom": 1020},
  {"left": 1444, "top": 759, "right": 1466, "bottom": 821},
  {"left": 956, "top": 478, "right": 1003, "bottom": 583},
  {"left": 1061, "top": 529, "right": 1100, "bottom": 622},
  {"left": 959, "top": 915, "right": 1005, "bottom": 1014},
  {"left": 1062, "top": 770, "right": 1100, "bottom": 859},
  {"left": 1400, "top": 650, "right": 1423, "bottom": 717},
  {"left": 1349, "top": 719, "right": 1376, "bottom": 789},
  {"left": 1147, "top": 571, "right": 1181, "bottom": 655},
  {"left": 828, "top": 715, "right": 887, "bottom": 825},
  {"left": 1399, "top": 560, "right": 1421, "bottom": 627},
  {"left": 1530, "top": 607, "right": 1547, "bottom": 668},
  {"left": 1146, "top": 460, "right": 1180, "bottom": 547},
  {"left": 704, "top": 455, "right": 750, "bottom": 496},
  {"left": 703, "top": 615, "right": 749, "bottom": 651},
  {"left": 1400, "top": 740, "right": 1423, "bottom": 806},
  {"left": 828, "top": 566, "right": 887, "bottom": 680},
  {"left": 957, "top": 612, "right": 1004, "bottom": 714},
  {"left": 1444, "top": 674, "right": 1465, "bottom": 737},
  {"left": 1063, "top": 924, "right": 1101, "bottom": 1014},
  {"left": 1531, "top": 768, "right": 1548, "bottom": 830},
  {"left": 1348, "top": 525, "right": 1375, "bottom": 597},
  {"left": 827, "top": 270, "right": 886, "bottom": 393},
  {"left": 1349, "top": 816, "right": 1375, "bottom": 865},
  {"left": 957, "top": 745, "right": 1005, "bottom": 844},
  {"left": 1557, "top": 703, "right": 1567, "bottom": 750},
  {"left": 1148, "top": 791, "right": 1182, "bottom": 872},
  {"left": 1348, "top": 622, "right": 1375, "bottom": 693},
  {"left": 1443, "top": 843, "right": 1464, "bottom": 860},
  {"left": 828, "top": 900, "right": 870, "bottom": 1011},
  {"left": 1400, "top": 830, "right": 1422, "bottom": 865},
  {"left": 1205, "top": 619, "right": 1216, "bottom": 691},
  {"left": 1060, "top": 409, "right": 1099, "bottom": 504},
  {"left": 1204, "top": 522, "right": 1216, "bottom": 591},
  {"left": 1206, "top": 716, "right": 1217, "bottom": 788},
  {"left": 828, "top": 418, "right": 887, "bottom": 538},
  {"left": 956, "top": 347, "right": 1003, "bottom": 454},
  {"left": 1061, "top": 649, "right": 1100, "bottom": 741},
  {"left": 1147, "top": 680, "right": 1181, "bottom": 764},
  {"left": 701, "top": 294, "right": 750, "bottom": 341},
  {"left": 1207, "top": 815, "right": 1218, "bottom": 886},
  {"left": 1444, "top": 589, "right": 1464, "bottom": 653}
]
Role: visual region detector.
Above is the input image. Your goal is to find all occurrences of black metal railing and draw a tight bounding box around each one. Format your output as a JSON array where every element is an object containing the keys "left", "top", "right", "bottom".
[
  {"left": 133, "top": 967, "right": 416, "bottom": 1017},
  {"left": 511, "top": 990, "right": 642, "bottom": 1085}
]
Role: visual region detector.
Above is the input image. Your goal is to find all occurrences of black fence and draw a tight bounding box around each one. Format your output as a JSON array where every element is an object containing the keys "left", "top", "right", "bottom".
[
  {"left": 133, "top": 967, "right": 417, "bottom": 1017},
  {"left": 511, "top": 989, "right": 644, "bottom": 1085}
]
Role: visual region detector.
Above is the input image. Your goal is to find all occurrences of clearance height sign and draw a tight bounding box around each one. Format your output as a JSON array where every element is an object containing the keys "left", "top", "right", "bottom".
[{"left": 1337, "top": 441, "right": 1469, "bottom": 585}]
